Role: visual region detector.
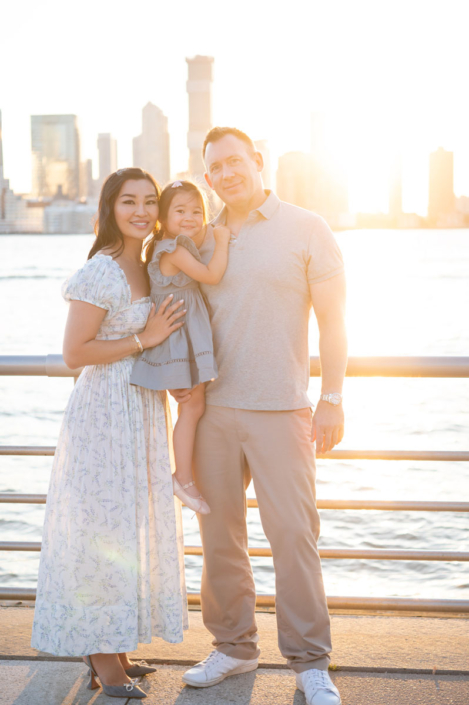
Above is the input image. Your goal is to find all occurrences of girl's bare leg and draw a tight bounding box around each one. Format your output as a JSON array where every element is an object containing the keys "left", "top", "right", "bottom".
[{"left": 173, "top": 384, "right": 205, "bottom": 499}]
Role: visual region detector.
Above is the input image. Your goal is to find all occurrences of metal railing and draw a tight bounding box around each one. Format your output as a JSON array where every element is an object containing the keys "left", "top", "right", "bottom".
[
  {"left": 1, "top": 354, "right": 469, "bottom": 613},
  {"left": 1, "top": 354, "right": 469, "bottom": 378}
]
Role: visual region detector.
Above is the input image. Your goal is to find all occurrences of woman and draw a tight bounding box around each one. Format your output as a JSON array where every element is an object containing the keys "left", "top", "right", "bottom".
[{"left": 31, "top": 168, "right": 188, "bottom": 699}]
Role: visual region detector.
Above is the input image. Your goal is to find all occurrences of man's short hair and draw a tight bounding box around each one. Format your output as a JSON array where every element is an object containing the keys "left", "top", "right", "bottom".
[{"left": 203, "top": 127, "right": 256, "bottom": 159}]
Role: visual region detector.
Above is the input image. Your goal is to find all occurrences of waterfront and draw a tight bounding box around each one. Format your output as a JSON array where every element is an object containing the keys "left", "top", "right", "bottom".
[{"left": 0, "top": 230, "right": 468, "bottom": 600}]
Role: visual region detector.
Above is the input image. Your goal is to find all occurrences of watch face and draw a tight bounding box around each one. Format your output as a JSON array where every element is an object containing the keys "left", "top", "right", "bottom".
[{"left": 329, "top": 393, "right": 342, "bottom": 405}]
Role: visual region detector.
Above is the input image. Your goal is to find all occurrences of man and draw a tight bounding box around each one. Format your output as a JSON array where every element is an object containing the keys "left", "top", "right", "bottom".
[{"left": 171, "top": 127, "right": 347, "bottom": 705}]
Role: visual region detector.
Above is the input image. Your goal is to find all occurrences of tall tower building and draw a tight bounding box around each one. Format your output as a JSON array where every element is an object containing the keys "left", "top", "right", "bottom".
[
  {"left": 255, "top": 139, "right": 272, "bottom": 189},
  {"left": 97, "top": 133, "right": 117, "bottom": 187},
  {"left": 81, "top": 158, "right": 98, "bottom": 199},
  {"left": 31, "top": 115, "right": 80, "bottom": 199},
  {"left": 276, "top": 152, "right": 312, "bottom": 210},
  {"left": 389, "top": 154, "right": 403, "bottom": 219},
  {"left": 0, "top": 109, "right": 6, "bottom": 220},
  {"left": 186, "top": 56, "right": 214, "bottom": 177},
  {"left": 133, "top": 103, "right": 170, "bottom": 186},
  {"left": 309, "top": 111, "right": 348, "bottom": 220},
  {"left": 0, "top": 109, "right": 5, "bottom": 187},
  {"left": 428, "top": 147, "right": 454, "bottom": 223},
  {"left": 310, "top": 112, "right": 326, "bottom": 164}
]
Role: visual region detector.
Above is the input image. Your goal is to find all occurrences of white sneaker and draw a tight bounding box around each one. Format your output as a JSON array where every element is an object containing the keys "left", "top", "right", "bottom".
[
  {"left": 182, "top": 650, "right": 258, "bottom": 688},
  {"left": 296, "top": 669, "right": 341, "bottom": 705}
]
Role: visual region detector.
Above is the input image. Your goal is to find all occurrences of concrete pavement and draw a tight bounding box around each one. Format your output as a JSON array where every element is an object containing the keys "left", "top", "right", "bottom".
[
  {"left": 0, "top": 604, "right": 468, "bottom": 704},
  {"left": 0, "top": 661, "right": 468, "bottom": 705},
  {"left": 1, "top": 605, "right": 468, "bottom": 672}
]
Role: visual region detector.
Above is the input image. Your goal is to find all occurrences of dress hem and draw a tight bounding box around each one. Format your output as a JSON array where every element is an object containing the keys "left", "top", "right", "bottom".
[{"left": 31, "top": 627, "right": 188, "bottom": 658}]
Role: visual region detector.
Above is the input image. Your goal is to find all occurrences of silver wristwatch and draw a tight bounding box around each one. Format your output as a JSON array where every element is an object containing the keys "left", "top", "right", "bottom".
[{"left": 319, "top": 393, "right": 343, "bottom": 406}]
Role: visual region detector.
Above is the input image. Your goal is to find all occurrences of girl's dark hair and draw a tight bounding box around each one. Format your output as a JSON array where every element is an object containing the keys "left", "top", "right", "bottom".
[
  {"left": 158, "top": 180, "right": 209, "bottom": 238},
  {"left": 88, "top": 167, "right": 161, "bottom": 266}
]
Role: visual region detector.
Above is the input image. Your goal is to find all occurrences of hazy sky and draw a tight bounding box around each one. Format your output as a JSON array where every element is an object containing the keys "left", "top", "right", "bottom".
[{"left": 2, "top": 0, "right": 469, "bottom": 213}]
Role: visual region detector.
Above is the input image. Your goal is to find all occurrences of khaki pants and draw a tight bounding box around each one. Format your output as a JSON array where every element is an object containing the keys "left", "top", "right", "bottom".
[{"left": 193, "top": 405, "right": 332, "bottom": 673}]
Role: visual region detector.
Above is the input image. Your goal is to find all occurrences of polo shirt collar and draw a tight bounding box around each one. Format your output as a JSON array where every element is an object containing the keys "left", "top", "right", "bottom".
[
  {"left": 254, "top": 190, "right": 280, "bottom": 220},
  {"left": 212, "top": 190, "right": 280, "bottom": 226}
]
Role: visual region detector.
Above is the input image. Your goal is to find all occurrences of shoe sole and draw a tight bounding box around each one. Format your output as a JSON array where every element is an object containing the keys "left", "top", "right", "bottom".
[{"left": 182, "top": 660, "right": 258, "bottom": 688}]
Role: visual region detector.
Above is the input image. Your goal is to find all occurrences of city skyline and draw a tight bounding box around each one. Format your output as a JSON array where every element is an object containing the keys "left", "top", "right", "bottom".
[
  {"left": 3, "top": 93, "right": 469, "bottom": 218},
  {"left": 0, "top": 99, "right": 465, "bottom": 230},
  {"left": 2, "top": 0, "right": 469, "bottom": 215},
  {"left": 1, "top": 79, "right": 466, "bottom": 223}
]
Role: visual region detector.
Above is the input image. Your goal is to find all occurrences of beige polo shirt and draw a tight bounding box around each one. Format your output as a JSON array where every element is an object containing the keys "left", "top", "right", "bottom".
[{"left": 199, "top": 191, "right": 344, "bottom": 411}]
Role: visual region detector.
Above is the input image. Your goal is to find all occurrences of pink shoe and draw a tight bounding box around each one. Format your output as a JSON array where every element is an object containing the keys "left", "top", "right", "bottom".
[{"left": 173, "top": 476, "right": 211, "bottom": 515}]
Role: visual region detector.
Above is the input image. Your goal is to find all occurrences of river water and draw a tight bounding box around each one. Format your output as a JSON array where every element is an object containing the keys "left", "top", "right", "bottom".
[{"left": 0, "top": 231, "right": 468, "bottom": 600}]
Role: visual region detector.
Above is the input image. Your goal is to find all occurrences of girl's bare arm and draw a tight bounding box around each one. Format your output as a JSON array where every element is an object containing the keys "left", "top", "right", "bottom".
[{"left": 162, "top": 226, "right": 231, "bottom": 285}]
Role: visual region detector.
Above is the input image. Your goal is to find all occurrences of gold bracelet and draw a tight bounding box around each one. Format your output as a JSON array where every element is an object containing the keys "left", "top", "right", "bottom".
[{"left": 133, "top": 334, "right": 143, "bottom": 353}]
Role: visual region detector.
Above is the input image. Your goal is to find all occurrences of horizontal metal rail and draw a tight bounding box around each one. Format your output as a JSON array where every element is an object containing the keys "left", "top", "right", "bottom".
[
  {"left": 321, "top": 450, "right": 469, "bottom": 461},
  {"left": 1, "top": 355, "right": 469, "bottom": 378},
  {"left": 187, "top": 594, "right": 469, "bottom": 613},
  {"left": 0, "top": 587, "right": 467, "bottom": 613},
  {"left": 1, "top": 493, "right": 469, "bottom": 513},
  {"left": 0, "top": 446, "right": 56, "bottom": 456},
  {"left": 1, "top": 540, "right": 468, "bottom": 562},
  {"left": 186, "top": 546, "right": 469, "bottom": 561},
  {"left": 311, "top": 356, "right": 469, "bottom": 378},
  {"left": 0, "top": 355, "right": 82, "bottom": 378},
  {"left": 1, "top": 355, "right": 468, "bottom": 614},
  {"left": 0, "top": 494, "right": 48, "bottom": 504},
  {"left": 2, "top": 445, "right": 469, "bottom": 462}
]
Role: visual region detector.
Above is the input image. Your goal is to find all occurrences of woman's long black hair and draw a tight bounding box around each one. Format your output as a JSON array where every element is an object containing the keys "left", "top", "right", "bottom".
[{"left": 88, "top": 167, "right": 162, "bottom": 266}]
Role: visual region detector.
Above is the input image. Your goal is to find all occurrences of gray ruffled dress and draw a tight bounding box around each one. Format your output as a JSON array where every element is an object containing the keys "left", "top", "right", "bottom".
[{"left": 130, "top": 234, "right": 218, "bottom": 390}]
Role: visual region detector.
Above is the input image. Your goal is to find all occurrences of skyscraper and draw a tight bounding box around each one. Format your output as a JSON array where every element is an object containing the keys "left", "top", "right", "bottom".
[
  {"left": 97, "top": 133, "right": 117, "bottom": 187},
  {"left": 81, "top": 158, "right": 98, "bottom": 200},
  {"left": 309, "top": 111, "right": 348, "bottom": 221},
  {"left": 255, "top": 139, "right": 272, "bottom": 189},
  {"left": 428, "top": 147, "right": 454, "bottom": 223},
  {"left": 0, "top": 109, "right": 6, "bottom": 220},
  {"left": 133, "top": 103, "right": 170, "bottom": 186},
  {"left": 389, "top": 154, "right": 403, "bottom": 219},
  {"left": 186, "top": 56, "right": 214, "bottom": 177},
  {"left": 276, "top": 152, "right": 312, "bottom": 210},
  {"left": 310, "top": 112, "right": 326, "bottom": 165},
  {"left": 0, "top": 109, "right": 5, "bottom": 187},
  {"left": 31, "top": 115, "right": 80, "bottom": 199}
]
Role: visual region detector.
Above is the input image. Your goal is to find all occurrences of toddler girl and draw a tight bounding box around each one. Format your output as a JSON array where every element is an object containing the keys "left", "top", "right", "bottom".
[{"left": 130, "top": 180, "right": 230, "bottom": 514}]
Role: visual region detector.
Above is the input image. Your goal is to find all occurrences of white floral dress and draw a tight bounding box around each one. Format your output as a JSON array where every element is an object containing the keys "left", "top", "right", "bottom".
[{"left": 31, "top": 254, "right": 188, "bottom": 657}]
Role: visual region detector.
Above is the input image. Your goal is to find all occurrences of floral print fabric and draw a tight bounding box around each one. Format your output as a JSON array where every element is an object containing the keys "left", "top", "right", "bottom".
[{"left": 31, "top": 255, "right": 188, "bottom": 657}]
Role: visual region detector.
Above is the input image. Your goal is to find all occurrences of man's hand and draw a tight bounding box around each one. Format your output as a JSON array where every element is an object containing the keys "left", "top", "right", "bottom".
[
  {"left": 168, "top": 388, "right": 192, "bottom": 404},
  {"left": 311, "top": 401, "right": 344, "bottom": 453}
]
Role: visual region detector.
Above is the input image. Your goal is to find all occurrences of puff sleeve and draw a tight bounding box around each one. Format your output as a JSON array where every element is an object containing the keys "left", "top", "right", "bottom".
[
  {"left": 148, "top": 234, "right": 201, "bottom": 288},
  {"left": 61, "top": 255, "right": 129, "bottom": 318}
]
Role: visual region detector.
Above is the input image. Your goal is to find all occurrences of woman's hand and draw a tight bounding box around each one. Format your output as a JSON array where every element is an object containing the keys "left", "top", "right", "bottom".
[
  {"left": 213, "top": 225, "right": 231, "bottom": 246},
  {"left": 139, "top": 295, "right": 185, "bottom": 350}
]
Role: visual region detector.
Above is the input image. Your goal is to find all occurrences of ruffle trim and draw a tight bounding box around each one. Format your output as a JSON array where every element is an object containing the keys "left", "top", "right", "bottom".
[{"left": 148, "top": 234, "right": 201, "bottom": 288}]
